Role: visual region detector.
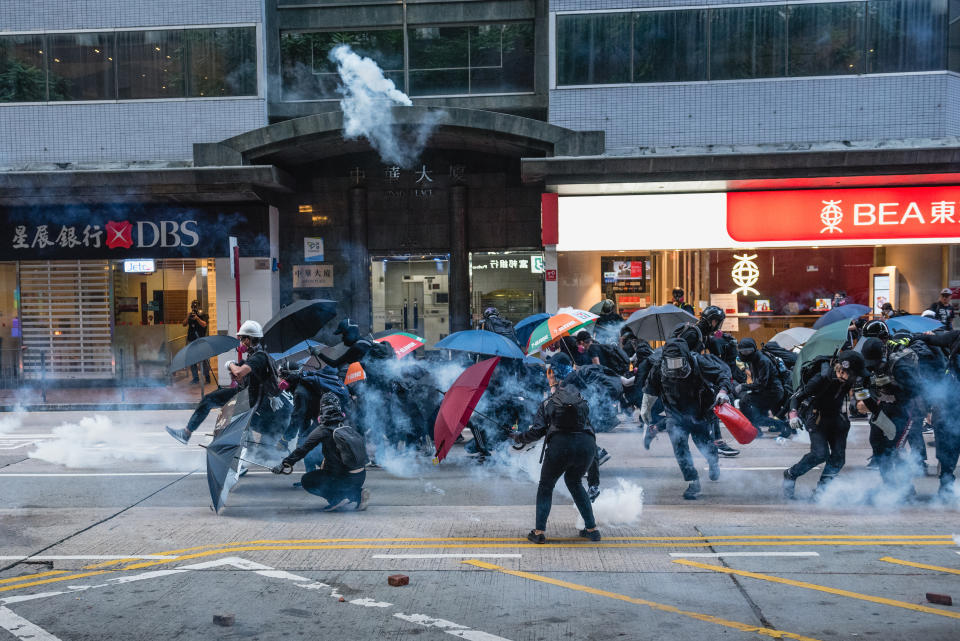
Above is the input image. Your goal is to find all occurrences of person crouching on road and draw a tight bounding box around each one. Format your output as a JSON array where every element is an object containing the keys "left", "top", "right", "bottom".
[
  {"left": 511, "top": 360, "right": 600, "bottom": 544},
  {"left": 272, "top": 392, "right": 370, "bottom": 512}
]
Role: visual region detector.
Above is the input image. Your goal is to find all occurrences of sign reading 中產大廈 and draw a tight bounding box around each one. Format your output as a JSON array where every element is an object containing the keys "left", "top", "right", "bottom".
[
  {"left": 293, "top": 264, "right": 333, "bottom": 288},
  {"left": 728, "top": 186, "right": 960, "bottom": 242}
]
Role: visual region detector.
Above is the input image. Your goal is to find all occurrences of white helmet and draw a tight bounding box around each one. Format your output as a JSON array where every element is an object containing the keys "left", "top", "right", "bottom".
[
  {"left": 237, "top": 320, "right": 263, "bottom": 338},
  {"left": 921, "top": 310, "right": 936, "bottom": 319}
]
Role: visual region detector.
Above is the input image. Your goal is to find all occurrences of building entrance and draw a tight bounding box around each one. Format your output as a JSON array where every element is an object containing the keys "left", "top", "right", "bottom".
[{"left": 371, "top": 256, "right": 450, "bottom": 345}]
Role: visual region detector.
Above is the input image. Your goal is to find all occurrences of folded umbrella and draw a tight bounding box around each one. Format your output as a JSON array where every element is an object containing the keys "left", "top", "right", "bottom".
[
  {"left": 526, "top": 309, "right": 598, "bottom": 354},
  {"left": 433, "top": 356, "right": 500, "bottom": 463},
  {"left": 514, "top": 313, "right": 551, "bottom": 351},
  {"left": 435, "top": 329, "right": 525, "bottom": 359},
  {"left": 886, "top": 315, "right": 942, "bottom": 334},
  {"left": 623, "top": 305, "right": 697, "bottom": 342},
  {"left": 206, "top": 392, "right": 256, "bottom": 514},
  {"left": 168, "top": 335, "right": 240, "bottom": 374},
  {"left": 768, "top": 327, "right": 816, "bottom": 351},
  {"left": 812, "top": 303, "right": 870, "bottom": 330},
  {"left": 791, "top": 320, "right": 851, "bottom": 389},
  {"left": 262, "top": 299, "right": 337, "bottom": 353},
  {"left": 373, "top": 330, "right": 425, "bottom": 358}
]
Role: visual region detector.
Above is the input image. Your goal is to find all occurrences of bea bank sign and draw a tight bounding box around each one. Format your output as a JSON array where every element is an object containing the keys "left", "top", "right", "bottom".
[{"left": 728, "top": 186, "right": 960, "bottom": 243}]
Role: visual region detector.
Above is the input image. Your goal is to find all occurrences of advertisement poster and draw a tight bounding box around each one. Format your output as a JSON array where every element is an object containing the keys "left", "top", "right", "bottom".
[
  {"left": 304, "top": 237, "right": 324, "bottom": 263},
  {"left": 612, "top": 260, "right": 644, "bottom": 280},
  {"left": 873, "top": 274, "right": 891, "bottom": 314},
  {"left": 709, "top": 293, "right": 739, "bottom": 332},
  {"left": 753, "top": 299, "right": 772, "bottom": 313}
]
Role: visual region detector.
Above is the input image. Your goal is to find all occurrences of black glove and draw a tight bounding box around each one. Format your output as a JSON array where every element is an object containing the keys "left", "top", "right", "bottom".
[
  {"left": 271, "top": 462, "right": 293, "bottom": 475},
  {"left": 509, "top": 431, "right": 523, "bottom": 443}
]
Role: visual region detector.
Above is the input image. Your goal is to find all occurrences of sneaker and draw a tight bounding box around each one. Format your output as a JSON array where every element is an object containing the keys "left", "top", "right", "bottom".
[
  {"left": 708, "top": 460, "right": 720, "bottom": 481},
  {"left": 578, "top": 528, "right": 601, "bottom": 541},
  {"left": 292, "top": 481, "right": 302, "bottom": 488},
  {"left": 356, "top": 488, "right": 370, "bottom": 511},
  {"left": 865, "top": 457, "right": 879, "bottom": 470},
  {"left": 588, "top": 485, "right": 601, "bottom": 502},
  {"left": 527, "top": 530, "right": 546, "bottom": 544},
  {"left": 683, "top": 480, "right": 701, "bottom": 500},
  {"left": 782, "top": 471, "right": 796, "bottom": 500},
  {"left": 597, "top": 448, "right": 611, "bottom": 466},
  {"left": 715, "top": 440, "right": 740, "bottom": 457},
  {"left": 165, "top": 426, "right": 191, "bottom": 444},
  {"left": 323, "top": 498, "right": 351, "bottom": 512},
  {"left": 643, "top": 425, "right": 658, "bottom": 450}
]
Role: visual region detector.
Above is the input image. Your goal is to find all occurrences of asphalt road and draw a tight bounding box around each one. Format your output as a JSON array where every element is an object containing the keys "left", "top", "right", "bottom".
[{"left": 1, "top": 409, "right": 958, "bottom": 641}]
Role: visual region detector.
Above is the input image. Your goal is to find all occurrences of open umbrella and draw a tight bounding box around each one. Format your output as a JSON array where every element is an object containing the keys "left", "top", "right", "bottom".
[
  {"left": 270, "top": 338, "right": 326, "bottom": 367},
  {"left": 433, "top": 357, "right": 500, "bottom": 463},
  {"left": 623, "top": 305, "right": 697, "bottom": 342},
  {"left": 886, "top": 315, "right": 942, "bottom": 334},
  {"left": 344, "top": 361, "right": 366, "bottom": 385},
  {"left": 768, "top": 327, "right": 816, "bottom": 351},
  {"left": 812, "top": 303, "right": 870, "bottom": 329},
  {"left": 514, "top": 313, "right": 551, "bottom": 351},
  {"left": 373, "top": 330, "right": 425, "bottom": 358},
  {"left": 526, "top": 309, "right": 598, "bottom": 354},
  {"left": 262, "top": 299, "right": 337, "bottom": 353},
  {"left": 168, "top": 335, "right": 239, "bottom": 374},
  {"left": 206, "top": 392, "right": 256, "bottom": 513},
  {"left": 588, "top": 301, "right": 606, "bottom": 315},
  {"left": 435, "top": 329, "right": 525, "bottom": 359},
  {"left": 791, "top": 320, "right": 851, "bottom": 389}
]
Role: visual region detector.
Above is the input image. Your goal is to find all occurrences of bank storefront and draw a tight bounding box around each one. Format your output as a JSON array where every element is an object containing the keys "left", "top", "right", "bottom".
[
  {"left": 555, "top": 184, "right": 960, "bottom": 341},
  {"left": 0, "top": 204, "right": 268, "bottom": 385}
]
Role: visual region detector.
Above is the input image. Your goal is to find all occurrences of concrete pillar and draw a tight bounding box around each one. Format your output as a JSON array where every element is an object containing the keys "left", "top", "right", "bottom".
[
  {"left": 544, "top": 244, "right": 558, "bottom": 313},
  {"left": 348, "top": 186, "right": 371, "bottom": 332},
  {"left": 450, "top": 184, "right": 470, "bottom": 332}
]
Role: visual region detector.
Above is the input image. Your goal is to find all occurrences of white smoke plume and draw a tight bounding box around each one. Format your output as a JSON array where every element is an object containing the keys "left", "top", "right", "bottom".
[
  {"left": 330, "top": 44, "right": 443, "bottom": 168},
  {"left": 0, "top": 406, "right": 26, "bottom": 434},
  {"left": 29, "top": 414, "right": 202, "bottom": 470},
  {"left": 579, "top": 478, "right": 644, "bottom": 528},
  {"left": 953, "top": 534, "right": 960, "bottom": 546}
]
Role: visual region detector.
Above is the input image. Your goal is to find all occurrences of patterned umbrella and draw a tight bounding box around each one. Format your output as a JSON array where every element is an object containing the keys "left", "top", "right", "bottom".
[
  {"left": 373, "top": 330, "right": 425, "bottom": 359},
  {"left": 525, "top": 309, "right": 598, "bottom": 354}
]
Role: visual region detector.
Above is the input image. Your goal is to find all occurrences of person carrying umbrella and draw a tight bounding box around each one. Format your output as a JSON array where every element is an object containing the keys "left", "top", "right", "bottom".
[
  {"left": 510, "top": 357, "right": 600, "bottom": 544},
  {"left": 182, "top": 299, "right": 211, "bottom": 384},
  {"left": 316, "top": 319, "right": 376, "bottom": 367},
  {"left": 272, "top": 392, "right": 370, "bottom": 511},
  {"left": 781, "top": 350, "right": 866, "bottom": 500}
]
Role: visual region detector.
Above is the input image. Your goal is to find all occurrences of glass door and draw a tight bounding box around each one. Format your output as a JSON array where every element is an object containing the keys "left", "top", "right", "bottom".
[{"left": 371, "top": 255, "right": 450, "bottom": 345}]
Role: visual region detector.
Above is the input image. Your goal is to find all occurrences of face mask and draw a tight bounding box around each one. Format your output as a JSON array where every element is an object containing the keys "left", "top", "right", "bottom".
[
  {"left": 238, "top": 343, "right": 249, "bottom": 354},
  {"left": 738, "top": 349, "right": 755, "bottom": 359},
  {"left": 578, "top": 344, "right": 586, "bottom": 353}
]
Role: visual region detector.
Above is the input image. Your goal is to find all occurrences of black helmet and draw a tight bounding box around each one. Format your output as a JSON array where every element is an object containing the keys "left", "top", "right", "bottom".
[
  {"left": 661, "top": 340, "right": 692, "bottom": 380},
  {"left": 483, "top": 307, "right": 499, "bottom": 319},
  {"left": 619, "top": 324, "right": 635, "bottom": 337},
  {"left": 834, "top": 350, "right": 866, "bottom": 378},
  {"left": 701, "top": 305, "right": 726, "bottom": 332},
  {"left": 672, "top": 322, "right": 703, "bottom": 352},
  {"left": 672, "top": 287, "right": 685, "bottom": 301},
  {"left": 319, "top": 392, "right": 345, "bottom": 424},
  {"left": 600, "top": 299, "right": 615, "bottom": 314},
  {"left": 737, "top": 337, "right": 758, "bottom": 360},
  {"left": 860, "top": 337, "right": 885, "bottom": 369},
  {"left": 334, "top": 318, "right": 361, "bottom": 345},
  {"left": 546, "top": 353, "right": 573, "bottom": 380},
  {"left": 861, "top": 320, "right": 890, "bottom": 341}
]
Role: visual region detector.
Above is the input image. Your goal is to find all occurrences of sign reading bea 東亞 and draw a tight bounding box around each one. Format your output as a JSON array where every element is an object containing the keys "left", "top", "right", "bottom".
[{"left": 728, "top": 186, "right": 960, "bottom": 242}]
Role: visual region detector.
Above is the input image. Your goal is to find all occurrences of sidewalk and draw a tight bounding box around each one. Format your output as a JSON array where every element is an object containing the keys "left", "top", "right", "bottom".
[{"left": 0, "top": 379, "right": 218, "bottom": 411}]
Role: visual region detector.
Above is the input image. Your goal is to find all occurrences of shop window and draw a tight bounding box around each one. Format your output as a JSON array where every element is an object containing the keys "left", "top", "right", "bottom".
[
  {"left": 280, "top": 29, "right": 404, "bottom": 100},
  {"left": 0, "top": 34, "right": 49, "bottom": 102},
  {"left": 709, "top": 5, "right": 787, "bottom": 80},
  {"left": 116, "top": 30, "right": 185, "bottom": 99},
  {"left": 633, "top": 9, "right": 707, "bottom": 83},
  {"left": 470, "top": 252, "right": 544, "bottom": 324},
  {"left": 951, "top": 0, "right": 960, "bottom": 72},
  {"left": 47, "top": 32, "right": 116, "bottom": 101},
  {"left": 866, "top": 0, "right": 948, "bottom": 73},
  {"left": 787, "top": 2, "right": 865, "bottom": 77},
  {"left": 468, "top": 23, "right": 535, "bottom": 94},
  {"left": 600, "top": 256, "right": 650, "bottom": 317},
  {"left": 557, "top": 13, "right": 632, "bottom": 85},
  {"left": 184, "top": 27, "right": 257, "bottom": 97}
]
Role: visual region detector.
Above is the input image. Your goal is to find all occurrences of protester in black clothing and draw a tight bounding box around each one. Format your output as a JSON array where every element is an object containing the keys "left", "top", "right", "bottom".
[
  {"left": 735, "top": 337, "right": 787, "bottom": 437},
  {"left": 511, "top": 362, "right": 599, "bottom": 543},
  {"left": 481, "top": 307, "right": 520, "bottom": 346},
  {"left": 281, "top": 366, "right": 352, "bottom": 473},
  {"left": 917, "top": 329, "right": 960, "bottom": 498},
  {"left": 182, "top": 299, "right": 210, "bottom": 383},
  {"left": 671, "top": 287, "right": 695, "bottom": 315},
  {"left": 929, "top": 288, "right": 956, "bottom": 329},
  {"left": 316, "top": 319, "right": 374, "bottom": 368},
  {"left": 273, "top": 393, "right": 370, "bottom": 511},
  {"left": 575, "top": 330, "right": 604, "bottom": 367},
  {"left": 782, "top": 351, "right": 865, "bottom": 499},
  {"left": 594, "top": 299, "right": 622, "bottom": 344}
]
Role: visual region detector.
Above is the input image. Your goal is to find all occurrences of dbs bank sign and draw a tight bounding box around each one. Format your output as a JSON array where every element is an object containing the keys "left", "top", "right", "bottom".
[
  {"left": 727, "top": 186, "right": 960, "bottom": 243},
  {"left": 102, "top": 220, "right": 200, "bottom": 249}
]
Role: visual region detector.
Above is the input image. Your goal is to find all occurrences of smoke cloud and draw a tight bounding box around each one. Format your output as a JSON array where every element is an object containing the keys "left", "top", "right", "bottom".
[
  {"left": 330, "top": 45, "right": 442, "bottom": 168},
  {"left": 0, "top": 407, "right": 26, "bottom": 434},
  {"left": 579, "top": 478, "right": 644, "bottom": 528}
]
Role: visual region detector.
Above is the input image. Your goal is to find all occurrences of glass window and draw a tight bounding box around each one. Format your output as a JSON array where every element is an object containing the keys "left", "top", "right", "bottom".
[
  {"left": 952, "top": 0, "right": 960, "bottom": 72},
  {"left": 469, "top": 23, "right": 534, "bottom": 94},
  {"left": 867, "top": 0, "right": 947, "bottom": 73},
  {"left": 710, "top": 5, "right": 787, "bottom": 80},
  {"left": 47, "top": 32, "right": 115, "bottom": 100},
  {"left": 787, "top": 2, "right": 865, "bottom": 76},
  {"left": 184, "top": 27, "right": 256, "bottom": 97},
  {"left": 408, "top": 26, "right": 470, "bottom": 95},
  {"left": 280, "top": 30, "right": 404, "bottom": 100},
  {"left": 116, "top": 30, "right": 185, "bottom": 99},
  {"left": 557, "top": 13, "right": 632, "bottom": 85},
  {"left": 634, "top": 9, "right": 707, "bottom": 82},
  {"left": 0, "top": 34, "right": 48, "bottom": 102}
]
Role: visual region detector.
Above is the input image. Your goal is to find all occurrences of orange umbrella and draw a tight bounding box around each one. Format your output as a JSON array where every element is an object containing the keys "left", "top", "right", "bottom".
[
  {"left": 525, "top": 309, "right": 598, "bottom": 354},
  {"left": 344, "top": 362, "right": 366, "bottom": 385}
]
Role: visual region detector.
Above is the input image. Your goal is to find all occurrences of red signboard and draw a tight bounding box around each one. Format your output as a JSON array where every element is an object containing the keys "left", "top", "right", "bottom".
[
  {"left": 545, "top": 269, "right": 557, "bottom": 281},
  {"left": 727, "top": 186, "right": 960, "bottom": 242},
  {"left": 541, "top": 193, "right": 559, "bottom": 245}
]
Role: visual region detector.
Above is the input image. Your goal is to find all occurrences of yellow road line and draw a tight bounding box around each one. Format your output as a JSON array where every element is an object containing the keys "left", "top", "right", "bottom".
[
  {"left": 0, "top": 570, "right": 113, "bottom": 593},
  {"left": 673, "top": 559, "right": 960, "bottom": 621},
  {"left": 0, "top": 570, "right": 68, "bottom": 585},
  {"left": 462, "top": 560, "right": 822, "bottom": 641},
  {"left": 879, "top": 556, "right": 960, "bottom": 576}
]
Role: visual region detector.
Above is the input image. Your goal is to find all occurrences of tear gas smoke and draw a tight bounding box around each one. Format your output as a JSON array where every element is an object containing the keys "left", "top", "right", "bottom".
[
  {"left": 0, "top": 407, "right": 26, "bottom": 434},
  {"left": 578, "top": 478, "right": 644, "bottom": 528},
  {"left": 954, "top": 534, "right": 960, "bottom": 546},
  {"left": 29, "top": 414, "right": 202, "bottom": 470},
  {"left": 330, "top": 45, "right": 443, "bottom": 168}
]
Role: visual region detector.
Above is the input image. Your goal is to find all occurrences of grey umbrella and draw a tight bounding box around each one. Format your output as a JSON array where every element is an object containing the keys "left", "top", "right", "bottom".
[
  {"left": 624, "top": 305, "right": 698, "bottom": 342},
  {"left": 206, "top": 392, "right": 256, "bottom": 514},
  {"left": 168, "top": 335, "right": 240, "bottom": 374},
  {"left": 262, "top": 299, "right": 337, "bottom": 353}
]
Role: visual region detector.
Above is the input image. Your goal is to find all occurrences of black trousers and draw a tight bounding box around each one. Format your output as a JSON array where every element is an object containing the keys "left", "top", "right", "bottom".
[
  {"left": 740, "top": 391, "right": 784, "bottom": 431},
  {"left": 536, "top": 432, "right": 597, "bottom": 531},
  {"left": 934, "top": 420, "right": 960, "bottom": 483},
  {"left": 786, "top": 411, "right": 850, "bottom": 484},
  {"left": 667, "top": 417, "right": 718, "bottom": 482},
  {"left": 185, "top": 387, "right": 239, "bottom": 433},
  {"left": 301, "top": 469, "right": 365, "bottom": 505},
  {"left": 874, "top": 409, "right": 912, "bottom": 489}
]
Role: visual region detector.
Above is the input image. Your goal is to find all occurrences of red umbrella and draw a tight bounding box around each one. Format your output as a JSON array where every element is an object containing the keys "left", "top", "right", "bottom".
[
  {"left": 373, "top": 330, "right": 425, "bottom": 359},
  {"left": 432, "top": 357, "right": 500, "bottom": 463}
]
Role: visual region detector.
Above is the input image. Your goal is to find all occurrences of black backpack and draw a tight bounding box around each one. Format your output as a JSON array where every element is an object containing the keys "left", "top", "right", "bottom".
[
  {"left": 799, "top": 354, "right": 833, "bottom": 387},
  {"left": 597, "top": 343, "right": 630, "bottom": 375},
  {"left": 331, "top": 423, "right": 369, "bottom": 470},
  {"left": 548, "top": 386, "right": 587, "bottom": 432},
  {"left": 484, "top": 316, "right": 519, "bottom": 346}
]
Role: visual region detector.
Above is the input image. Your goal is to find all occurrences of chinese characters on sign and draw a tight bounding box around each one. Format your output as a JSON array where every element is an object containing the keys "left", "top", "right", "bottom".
[
  {"left": 293, "top": 264, "right": 334, "bottom": 288},
  {"left": 376, "top": 164, "right": 467, "bottom": 199},
  {"left": 13, "top": 224, "right": 103, "bottom": 249}
]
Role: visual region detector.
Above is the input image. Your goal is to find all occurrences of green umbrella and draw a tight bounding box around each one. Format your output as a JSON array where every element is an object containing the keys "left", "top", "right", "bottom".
[{"left": 791, "top": 320, "right": 851, "bottom": 389}]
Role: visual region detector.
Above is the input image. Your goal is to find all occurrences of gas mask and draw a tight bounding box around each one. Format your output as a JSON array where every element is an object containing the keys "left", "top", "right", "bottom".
[
  {"left": 737, "top": 348, "right": 756, "bottom": 361},
  {"left": 661, "top": 355, "right": 691, "bottom": 380}
]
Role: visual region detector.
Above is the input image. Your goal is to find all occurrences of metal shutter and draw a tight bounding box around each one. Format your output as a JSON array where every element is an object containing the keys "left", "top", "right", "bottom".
[{"left": 19, "top": 260, "right": 114, "bottom": 380}]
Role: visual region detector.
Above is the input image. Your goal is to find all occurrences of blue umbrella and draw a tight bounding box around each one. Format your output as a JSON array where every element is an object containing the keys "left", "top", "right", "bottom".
[
  {"left": 270, "top": 338, "right": 324, "bottom": 362},
  {"left": 812, "top": 304, "right": 870, "bottom": 329},
  {"left": 435, "top": 330, "right": 526, "bottom": 359},
  {"left": 886, "top": 315, "right": 943, "bottom": 334},
  {"left": 515, "top": 313, "right": 551, "bottom": 349}
]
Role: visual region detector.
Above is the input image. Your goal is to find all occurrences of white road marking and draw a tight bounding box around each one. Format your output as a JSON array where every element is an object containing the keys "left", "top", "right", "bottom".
[
  {"left": 372, "top": 554, "right": 521, "bottom": 560},
  {"left": 0, "top": 605, "right": 63, "bottom": 641},
  {"left": 395, "top": 613, "right": 513, "bottom": 641},
  {"left": 0, "top": 556, "right": 177, "bottom": 561},
  {"left": 669, "top": 552, "right": 820, "bottom": 558},
  {"left": 703, "top": 466, "right": 817, "bottom": 472},
  {"left": 0, "top": 472, "right": 275, "bottom": 477}
]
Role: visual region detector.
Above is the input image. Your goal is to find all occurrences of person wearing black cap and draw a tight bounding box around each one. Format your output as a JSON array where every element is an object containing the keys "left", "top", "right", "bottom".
[
  {"left": 781, "top": 351, "right": 865, "bottom": 499},
  {"left": 735, "top": 337, "right": 787, "bottom": 437},
  {"left": 671, "top": 287, "right": 695, "bottom": 315},
  {"left": 574, "top": 330, "right": 604, "bottom": 367},
  {"left": 315, "top": 318, "right": 374, "bottom": 368},
  {"left": 929, "top": 288, "right": 956, "bottom": 329}
]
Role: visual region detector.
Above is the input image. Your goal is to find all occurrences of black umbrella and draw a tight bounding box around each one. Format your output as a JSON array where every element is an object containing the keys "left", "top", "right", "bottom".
[
  {"left": 624, "top": 305, "right": 697, "bottom": 342},
  {"left": 206, "top": 392, "right": 256, "bottom": 514},
  {"left": 168, "top": 335, "right": 240, "bottom": 374},
  {"left": 262, "top": 299, "right": 337, "bottom": 353}
]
